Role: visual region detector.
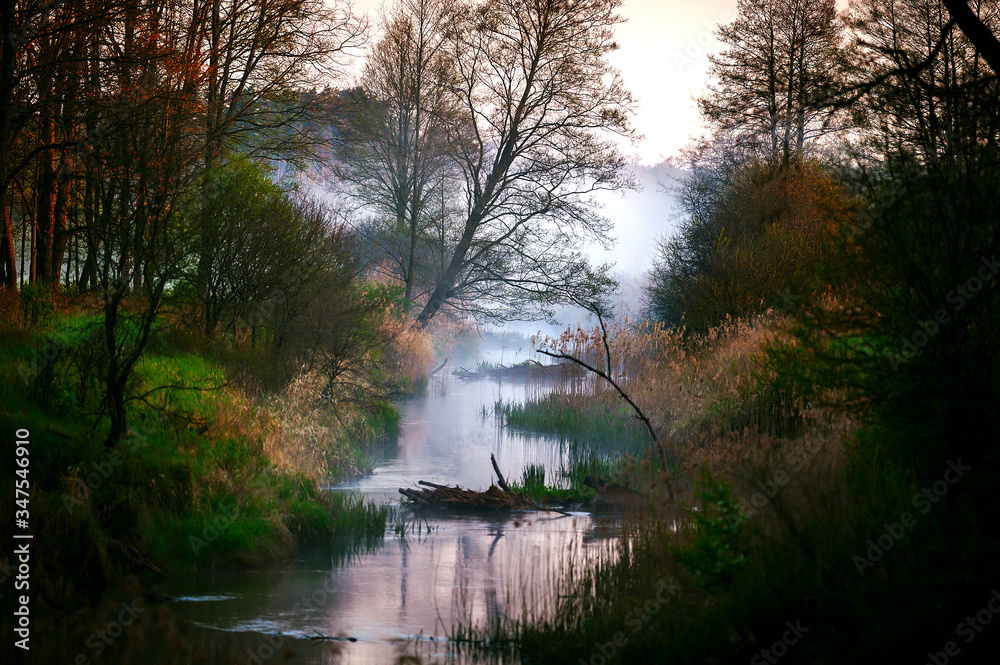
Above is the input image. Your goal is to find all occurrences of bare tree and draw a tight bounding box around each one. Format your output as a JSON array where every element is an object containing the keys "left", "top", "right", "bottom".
[
  {"left": 335, "top": 0, "right": 458, "bottom": 307},
  {"left": 847, "top": 0, "right": 1000, "bottom": 162},
  {"left": 0, "top": 0, "right": 15, "bottom": 288},
  {"left": 942, "top": 0, "right": 1000, "bottom": 74},
  {"left": 192, "top": 0, "right": 365, "bottom": 334},
  {"left": 0, "top": 0, "right": 119, "bottom": 287},
  {"left": 699, "top": 0, "right": 848, "bottom": 164},
  {"left": 409, "top": 0, "right": 636, "bottom": 326},
  {"left": 72, "top": 0, "right": 205, "bottom": 447},
  {"left": 195, "top": 0, "right": 364, "bottom": 167}
]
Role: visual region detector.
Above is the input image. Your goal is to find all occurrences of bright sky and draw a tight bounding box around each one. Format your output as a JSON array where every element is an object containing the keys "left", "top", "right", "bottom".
[
  {"left": 607, "top": 0, "right": 737, "bottom": 164},
  {"left": 339, "top": 0, "right": 855, "bottom": 321},
  {"left": 346, "top": 0, "right": 740, "bottom": 164}
]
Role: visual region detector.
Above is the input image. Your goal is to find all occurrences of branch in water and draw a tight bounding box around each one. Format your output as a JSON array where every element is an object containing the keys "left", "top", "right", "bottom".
[
  {"left": 535, "top": 348, "right": 657, "bottom": 446},
  {"left": 537, "top": 307, "right": 675, "bottom": 501}
]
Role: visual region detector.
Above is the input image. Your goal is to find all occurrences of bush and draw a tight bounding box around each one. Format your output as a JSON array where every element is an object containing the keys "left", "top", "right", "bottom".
[
  {"left": 798, "top": 149, "right": 1000, "bottom": 481},
  {"left": 674, "top": 470, "right": 751, "bottom": 591},
  {"left": 647, "top": 158, "right": 856, "bottom": 332}
]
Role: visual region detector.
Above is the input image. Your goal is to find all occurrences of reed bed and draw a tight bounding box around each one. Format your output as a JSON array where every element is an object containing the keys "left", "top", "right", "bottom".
[
  {"left": 444, "top": 311, "right": 867, "bottom": 662},
  {"left": 498, "top": 392, "right": 649, "bottom": 448},
  {"left": 515, "top": 311, "right": 859, "bottom": 484},
  {"left": 446, "top": 515, "right": 628, "bottom": 653}
]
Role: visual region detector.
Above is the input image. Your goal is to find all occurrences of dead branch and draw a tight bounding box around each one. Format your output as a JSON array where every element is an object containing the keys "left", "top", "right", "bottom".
[
  {"left": 429, "top": 357, "right": 449, "bottom": 376},
  {"left": 491, "top": 453, "right": 512, "bottom": 492},
  {"left": 399, "top": 483, "right": 535, "bottom": 510},
  {"left": 537, "top": 348, "right": 658, "bottom": 446},
  {"left": 538, "top": 306, "right": 674, "bottom": 501}
]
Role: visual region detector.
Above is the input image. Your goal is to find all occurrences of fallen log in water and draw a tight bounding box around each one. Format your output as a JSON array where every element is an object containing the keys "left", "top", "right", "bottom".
[
  {"left": 453, "top": 359, "right": 581, "bottom": 380},
  {"left": 398, "top": 459, "right": 641, "bottom": 514},
  {"left": 399, "top": 483, "right": 536, "bottom": 510}
]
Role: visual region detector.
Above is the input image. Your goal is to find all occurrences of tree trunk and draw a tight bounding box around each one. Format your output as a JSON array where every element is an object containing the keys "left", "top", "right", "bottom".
[
  {"left": 35, "top": 112, "right": 57, "bottom": 283},
  {"left": 1, "top": 203, "right": 14, "bottom": 288},
  {"left": 414, "top": 210, "right": 481, "bottom": 326},
  {"left": 52, "top": 54, "right": 79, "bottom": 286},
  {"left": 104, "top": 374, "right": 128, "bottom": 448},
  {"left": 197, "top": 0, "right": 222, "bottom": 335},
  {"left": 0, "top": 0, "right": 16, "bottom": 288},
  {"left": 53, "top": 167, "right": 69, "bottom": 284}
]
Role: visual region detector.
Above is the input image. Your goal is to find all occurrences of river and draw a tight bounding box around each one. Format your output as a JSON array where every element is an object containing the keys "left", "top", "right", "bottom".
[{"left": 152, "top": 373, "right": 623, "bottom": 664}]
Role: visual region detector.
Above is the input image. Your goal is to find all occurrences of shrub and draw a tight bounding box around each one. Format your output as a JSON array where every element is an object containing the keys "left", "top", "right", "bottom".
[
  {"left": 674, "top": 470, "right": 751, "bottom": 590},
  {"left": 647, "top": 158, "right": 856, "bottom": 332}
]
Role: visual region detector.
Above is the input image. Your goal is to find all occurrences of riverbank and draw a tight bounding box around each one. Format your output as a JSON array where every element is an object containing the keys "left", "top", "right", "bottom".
[
  {"left": 3, "top": 370, "right": 623, "bottom": 665},
  {"left": 475, "top": 313, "right": 1000, "bottom": 663},
  {"left": 0, "top": 290, "right": 425, "bottom": 610}
]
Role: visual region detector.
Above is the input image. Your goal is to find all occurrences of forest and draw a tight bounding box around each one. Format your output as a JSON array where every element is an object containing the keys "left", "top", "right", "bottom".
[{"left": 1, "top": 0, "right": 999, "bottom": 662}]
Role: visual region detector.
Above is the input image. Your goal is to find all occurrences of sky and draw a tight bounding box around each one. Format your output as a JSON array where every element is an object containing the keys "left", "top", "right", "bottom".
[
  {"left": 347, "top": 0, "right": 738, "bottom": 164},
  {"left": 336, "top": 0, "right": 858, "bottom": 329},
  {"left": 339, "top": 0, "right": 741, "bottom": 320}
]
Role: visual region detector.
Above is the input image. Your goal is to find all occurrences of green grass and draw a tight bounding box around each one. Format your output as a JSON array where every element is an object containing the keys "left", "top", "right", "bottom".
[
  {"left": 328, "top": 491, "right": 394, "bottom": 561},
  {"left": 0, "top": 309, "right": 404, "bottom": 585},
  {"left": 508, "top": 454, "right": 628, "bottom": 506},
  {"left": 390, "top": 508, "right": 435, "bottom": 541},
  {"left": 498, "top": 392, "right": 651, "bottom": 449},
  {"left": 452, "top": 377, "right": 1000, "bottom": 665}
]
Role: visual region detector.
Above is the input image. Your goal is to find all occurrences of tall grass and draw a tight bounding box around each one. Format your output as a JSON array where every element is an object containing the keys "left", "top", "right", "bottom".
[
  {"left": 507, "top": 458, "right": 613, "bottom": 504},
  {"left": 440, "top": 311, "right": 879, "bottom": 662},
  {"left": 499, "top": 392, "right": 649, "bottom": 448},
  {"left": 0, "top": 297, "right": 415, "bottom": 598}
]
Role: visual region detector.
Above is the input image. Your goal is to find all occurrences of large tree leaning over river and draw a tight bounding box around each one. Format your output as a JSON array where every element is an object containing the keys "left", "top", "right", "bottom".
[{"left": 410, "top": 0, "right": 636, "bottom": 326}]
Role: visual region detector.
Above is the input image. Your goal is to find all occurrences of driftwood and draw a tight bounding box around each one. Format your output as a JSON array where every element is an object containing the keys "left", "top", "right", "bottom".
[
  {"left": 399, "top": 483, "right": 535, "bottom": 510},
  {"left": 307, "top": 630, "right": 358, "bottom": 642},
  {"left": 399, "top": 456, "right": 581, "bottom": 515},
  {"left": 491, "top": 453, "right": 511, "bottom": 492},
  {"left": 453, "top": 359, "right": 579, "bottom": 381}
]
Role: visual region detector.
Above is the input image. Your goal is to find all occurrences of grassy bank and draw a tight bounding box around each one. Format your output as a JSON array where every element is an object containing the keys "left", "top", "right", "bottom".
[{"left": 0, "top": 295, "right": 415, "bottom": 605}]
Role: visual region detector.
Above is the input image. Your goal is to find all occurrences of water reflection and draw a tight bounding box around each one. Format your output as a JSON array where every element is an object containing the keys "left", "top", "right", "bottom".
[
  {"left": 339, "top": 374, "right": 573, "bottom": 501},
  {"left": 158, "top": 375, "right": 623, "bottom": 663}
]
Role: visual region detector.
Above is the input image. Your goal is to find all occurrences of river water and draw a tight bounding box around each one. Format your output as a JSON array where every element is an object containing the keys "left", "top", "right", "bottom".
[{"left": 154, "top": 374, "right": 624, "bottom": 664}]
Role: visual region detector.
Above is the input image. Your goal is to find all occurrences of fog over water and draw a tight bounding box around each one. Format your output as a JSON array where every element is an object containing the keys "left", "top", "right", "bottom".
[{"left": 159, "top": 374, "right": 628, "bottom": 663}]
